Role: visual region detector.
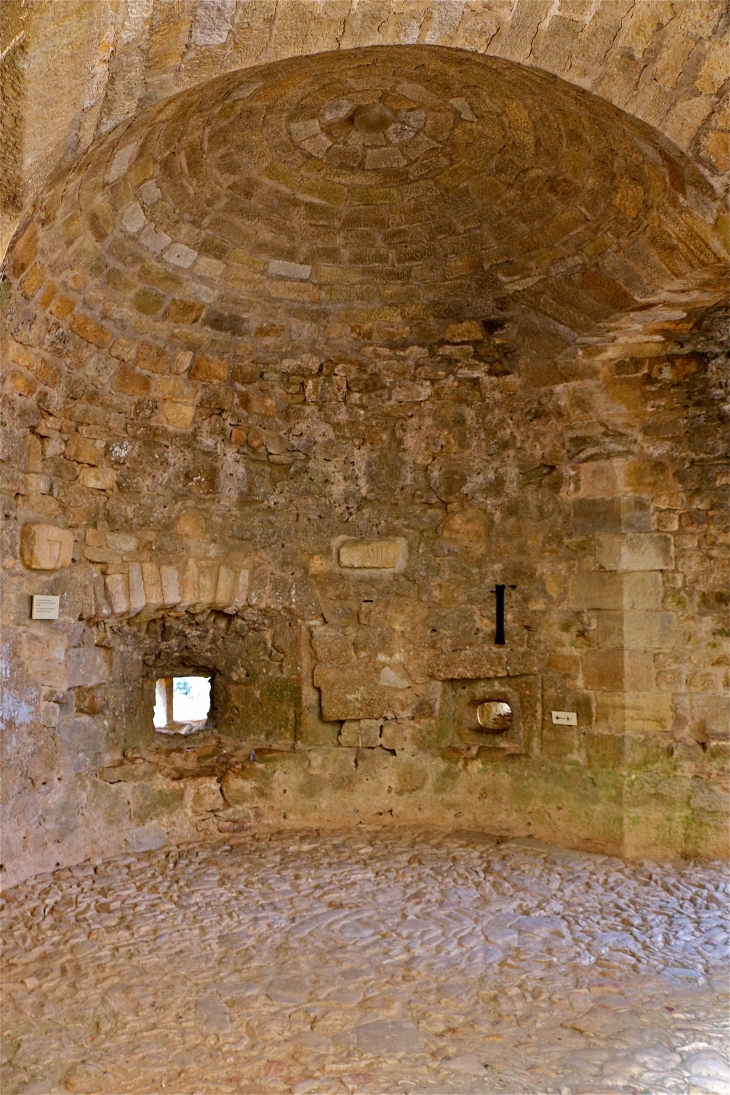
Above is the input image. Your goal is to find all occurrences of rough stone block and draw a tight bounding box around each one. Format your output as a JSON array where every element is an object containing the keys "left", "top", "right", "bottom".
[
  {"left": 214, "top": 564, "right": 236, "bottom": 606},
  {"left": 134, "top": 287, "right": 165, "bottom": 314},
  {"left": 392, "top": 381, "right": 431, "bottom": 402},
  {"left": 78, "top": 464, "right": 114, "bottom": 494},
  {"left": 194, "top": 256, "right": 225, "bottom": 279},
  {"left": 267, "top": 259, "right": 311, "bottom": 280},
  {"left": 595, "top": 610, "right": 622, "bottom": 647},
  {"left": 165, "top": 299, "right": 204, "bottom": 324},
  {"left": 340, "top": 720, "right": 361, "bottom": 747},
  {"left": 74, "top": 685, "right": 106, "bottom": 714},
  {"left": 128, "top": 562, "right": 146, "bottom": 615},
  {"left": 623, "top": 653, "right": 656, "bottom": 693},
  {"left": 340, "top": 719, "right": 381, "bottom": 747},
  {"left": 269, "top": 280, "right": 319, "bottom": 303},
  {"left": 130, "top": 784, "right": 185, "bottom": 825},
  {"left": 126, "top": 825, "right": 167, "bottom": 852},
  {"left": 152, "top": 374, "right": 199, "bottom": 402},
  {"left": 338, "top": 539, "right": 404, "bottom": 569},
  {"left": 231, "top": 568, "right": 249, "bottom": 609},
  {"left": 395, "top": 758, "right": 428, "bottom": 794},
  {"left": 314, "top": 666, "right": 409, "bottom": 721},
  {"left": 379, "top": 665, "right": 410, "bottom": 689},
  {"left": 219, "top": 769, "right": 256, "bottom": 807},
  {"left": 568, "top": 572, "right": 622, "bottom": 610},
  {"left": 180, "top": 559, "right": 200, "bottom": 606},
  {"left": 79, "top": 467, "right": 116, "bottom": 491},
  {"left": 572, "top": 460, "right": 621, "bottom": 497},
  {"left": 546, "top": 652, "right": 580, "bottom": 676},
  {"left": 160, "top": 565, "right": 181, "bottom": 605},
  {"left": 31, "top": 657, "right": 67, "bottom": 689},
  {"left": 136, "top": 342, "right": 171, "bottom": 374},
  {"left": 585, "top": 731, "right": 625, "bottom": 770},
  {"left": 141, "top": 562, "right": 163, "bottom": 608},
  {"left": 67, "top": 647, "right": 109, "bottom": 688},
  {"left": 541, "top": 724, "right": 578, "bottom": 759},
  {"left": 40, "top": 701, "right": 60, "bottom": 727},
  {"left": 110, "top": 337, "right": 139, "bottom": 362},
  {"left": 241, "top": 389, "right": 277, "bottom": 416},
  {"left": 106, "top": 532, "right": 138, "bottom": 552},
  {"left": 444, "top": 320, "right": 483, "bottom": 342},
  {"left": 582, "top": 649, "right": 624, "bottom": 691},
  {"left": 280, "top": 354, "right": 320, "bottom": 375},
  {"left": 140, "top": 224, "right": 171, "bottom": 253},
  {"left": 66, "top": 435, "right": 102, "bottom": 465},
  {"left": 185, "top": 778, "right": 224, "bottom": 814},
  {"left": 299, "top": 178, "right": 346, "bottom": 206},
  {"left": 190, "top": 353, "right": 228, "bottom": 381},
  {"left": 690, "top": 694, "right": 730, "bottom": 742},
  {"left": 105, "top": 573, "right": 130, "bottom": 615},
  {"left": 163, "top": 242, "right": 198, "bottom": 267},
  {"left": 107, "top": 143, "right": 136, "bottom": 183},
  {"left": 359, "top": 718, "right": 383, "bottom": 747},
  {"left": 381, "top": 722, "right": 406, "bottom": 750},
  {"left": 596, "top": 692, "right": 673, "bottom": 733},
  {"left": 622, "top": 572, "right": 663, "bottom": 609},
  {"left": 596, "top": 533, "right": 674, "bottom": 571},
  {"left": 623, "top": 611, "right": 674, "bottom": 651},
  {"left": 100, "top": 760, "right": 157, "bottom": 783},
  {"left": 199, "top": 563, "right": 218, "bottom": 603},
  {"left": 571, "top": 496, "right": 651, "bottom": 534},
  {"left": 9, "top": 341, "right": 35, "bottom": 370},
  {"left": 9, "top": 368, "right": 38, "bottom": 397},
  {"left": 121, "top": 202, "right": 146, "bottom": 233},
  {"left": 69, "top": 313, "right": 112, "bottom": 348},
  {"left": 430, "top": 649, "right": 508, "bottom": 680},
  {"left": 20, "top": 524, "right": 74, "bottom": 570},
  {"left": 19, "top": 262, "right": 46, "bottom": 299},
  {"left": 113, "top": 364, "right": 151, "bottom": 395},
  {"left": 9, "top": 222, "right": 38, "bottom": 277}
]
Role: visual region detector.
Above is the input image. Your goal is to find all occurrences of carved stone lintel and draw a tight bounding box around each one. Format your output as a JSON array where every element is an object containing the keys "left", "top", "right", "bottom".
[{"left": 338, "top": 538, "right": 405, "bottom": 571}]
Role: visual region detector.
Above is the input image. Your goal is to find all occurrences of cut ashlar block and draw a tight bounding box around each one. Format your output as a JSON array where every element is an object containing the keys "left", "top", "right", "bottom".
[{"left": 20, "top": 524, "right": 74, "bottom": 570}]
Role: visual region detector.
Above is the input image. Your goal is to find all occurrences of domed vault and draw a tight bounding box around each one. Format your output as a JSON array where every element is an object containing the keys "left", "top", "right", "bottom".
[{"left": 17, "top": 47, "right": 727, "bottom": 361}]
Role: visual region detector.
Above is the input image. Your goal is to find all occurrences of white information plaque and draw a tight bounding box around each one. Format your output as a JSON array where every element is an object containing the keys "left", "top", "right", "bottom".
[
  {"left": 31, "top": 595, "right": 60, "bottom": 620},
  {"left": 551, "top": 710, "right": 578, "bottom": 726}
]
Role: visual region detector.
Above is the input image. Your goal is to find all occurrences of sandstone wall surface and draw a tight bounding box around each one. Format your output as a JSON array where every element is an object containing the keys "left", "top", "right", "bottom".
[{"left": 1, "top": 36, "right": 728, "bottom": 885}]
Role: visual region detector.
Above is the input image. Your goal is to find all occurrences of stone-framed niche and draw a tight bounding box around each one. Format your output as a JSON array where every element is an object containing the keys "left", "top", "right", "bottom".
[{"left": 438, "top": 675, "right": 542, "bottom": 756}]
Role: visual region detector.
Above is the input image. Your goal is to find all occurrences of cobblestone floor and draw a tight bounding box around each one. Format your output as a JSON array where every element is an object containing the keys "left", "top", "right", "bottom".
[{"left": 1, "top": 830, "right": 728, "bottom": 1095}]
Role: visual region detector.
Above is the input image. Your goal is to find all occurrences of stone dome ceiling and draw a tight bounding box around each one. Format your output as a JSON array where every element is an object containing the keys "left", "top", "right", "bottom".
[{"left": 25, "top": 46, "right": 726, "bottom": 363}]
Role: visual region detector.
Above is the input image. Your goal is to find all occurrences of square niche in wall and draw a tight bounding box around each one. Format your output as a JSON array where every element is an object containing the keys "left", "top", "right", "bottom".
[
  {"left": 154, "top": 675, "right": 211, "bottom": 735},
  {"left": 437, "top": 675, "right": 542, "bottom": 756}
]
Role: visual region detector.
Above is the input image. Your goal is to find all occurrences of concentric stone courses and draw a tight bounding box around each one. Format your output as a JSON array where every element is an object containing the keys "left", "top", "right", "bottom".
[{"left": 1, "top": 831, "right": 729, "bottom": 1095}]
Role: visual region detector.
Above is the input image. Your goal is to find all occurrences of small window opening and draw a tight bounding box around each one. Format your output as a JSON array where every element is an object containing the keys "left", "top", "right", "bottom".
[
  {"left": 476, "top": 700, "right": 512, "bottom": 733},
  {"left": 154, "top": 675, "right": 211, "bottom": 735}
]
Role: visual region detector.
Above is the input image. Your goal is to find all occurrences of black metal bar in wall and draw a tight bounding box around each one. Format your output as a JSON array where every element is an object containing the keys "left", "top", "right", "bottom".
[{"left": 491, "top": 584, "right": 516, "bottom": 645}]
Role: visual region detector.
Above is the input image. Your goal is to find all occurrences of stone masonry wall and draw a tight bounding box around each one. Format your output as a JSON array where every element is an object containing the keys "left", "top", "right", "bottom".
[{"left": 1, "top": 42, "right": 728, "bottom": 886}]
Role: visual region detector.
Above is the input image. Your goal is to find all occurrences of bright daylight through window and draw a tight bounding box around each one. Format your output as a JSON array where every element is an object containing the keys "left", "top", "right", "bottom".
[{"left": 153, "top": 676, "right": 211, "bottom": 734}]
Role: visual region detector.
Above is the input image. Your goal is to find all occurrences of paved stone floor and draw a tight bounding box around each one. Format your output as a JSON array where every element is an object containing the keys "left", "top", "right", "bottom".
[{"left": 1, "top": 830, "right": 728, "bottom": 1095}]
